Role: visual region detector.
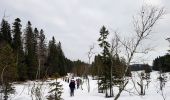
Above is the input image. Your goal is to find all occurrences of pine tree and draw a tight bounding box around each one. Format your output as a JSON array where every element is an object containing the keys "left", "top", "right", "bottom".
[
  {"left": 47, "top": 37, "right": 68, "bottom": 77},
  {"left": 57, "top": 42, "right": 66, "bottom": 76},
  {"left": 98, "top": 26, "right": 111, "bottom": 97},
  {"left": 0, "top": 19, "right": 12, "bottom": 45},
  {"left": 112, "top": 55, "right": 123, "bottom": 78},
  {"left": 32, "top": 28, "right": 40, "bottom": 79},
  {"left": 153, "top": 57, "right": 159, "bottom": 71},
  {"left": 65, "top": 58, "right": 74, "bottom": 74},
  {"left": 12, "top": 18, "right": 22, "bottom": 50},
  {"left": 91, "top": 55, "right": 103, "bottom": 77},
  {"left": 47, "top": 37, "right": 58, "bottom": 76},
  {"left": 37, "top": 29, "right": 47, "bottom": 78},
  {"left": 48, "top": 73, "right": 63, "bottom": 100},
  {"left": 12, "top": 18, "right": 27, "bottom": 81},
  {"left": 91, "top": 55, "right": 105, "bottom": 93},
  {"left": 25, "top": 21, "right": 38, "bottom": 80}
]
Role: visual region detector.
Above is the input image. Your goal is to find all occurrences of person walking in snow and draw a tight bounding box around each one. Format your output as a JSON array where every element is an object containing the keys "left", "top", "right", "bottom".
[
  {"left": 76, "top": 78, "right": 80, "bottom": 89},
  {"left": 69, "top": 79, "right": 75, "bottom": 96}
]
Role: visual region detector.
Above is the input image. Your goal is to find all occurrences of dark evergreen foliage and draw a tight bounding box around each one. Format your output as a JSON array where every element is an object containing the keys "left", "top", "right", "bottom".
[
  {"left": 56, "top": 42, "right": 66, "bottom": 76},
  {"left": 0, "top": 17, "right": 80, "bottom": 100},
  {"left": 0, "top": 17, "right": 79, "bottom": 81},
  {"left": 0, "top": 42, "right": 17, "bottom": 100},
  {"left": 48, "top": 73, "right": 63, "bottom": 100},
  {"left": 37, "top": 29, "right": 47, "bottom": 78},
  {"left": 12, "top": 18, "right": 22, "bottom": 50},
  {"left": 47, "top": 37, "right": 58, "bottom": 76},
  {"left": 153, "top": 55, "right": 170, "bottom": 72},
  {"left": 98, "top": 26, "right": 112, "bottom": 97},
  {"left": 0, "top": 19, "right": 12, "bottom": 45},
  {"left": 71, "top": 60, "right": 88, "bottom": 77},
  {"left": 25, "top": 21, "right": 38, "bottom": 80},
  {"left": 47, "top": 37, "right": 72, "bottom": 77},
  {"left": 12, "top": 18, "right": 27, "bottom": 81},
  {"left": 98, "top": 26, "right": 111, "bottom": 78},
  {"left": 0, "top": 42, "right": 18, "bottom": 83},
  {"left": 91, "top": 55, "right": 102, "bottom": 77},
  {"left": 130, "top": 64, "right": 152, "bottom": 72}
]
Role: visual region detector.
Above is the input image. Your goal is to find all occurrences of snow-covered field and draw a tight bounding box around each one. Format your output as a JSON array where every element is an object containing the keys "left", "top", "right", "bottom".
[{"left": 3, "top": 71, "right": 170, "bottom": 100}]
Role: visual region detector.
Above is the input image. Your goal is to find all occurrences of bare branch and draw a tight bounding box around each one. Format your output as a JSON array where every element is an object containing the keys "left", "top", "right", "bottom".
[{"left": 114, "top": 5, "right": 164, "bottom": 100}]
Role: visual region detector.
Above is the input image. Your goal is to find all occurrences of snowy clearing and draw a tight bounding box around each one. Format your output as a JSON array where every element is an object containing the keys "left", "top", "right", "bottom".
[{"left": 3, "top": 71, "right": 170, "bottom": 100}]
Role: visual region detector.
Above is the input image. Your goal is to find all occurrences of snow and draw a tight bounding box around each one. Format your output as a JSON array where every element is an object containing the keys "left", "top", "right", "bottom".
[{"left": 2, "top": 71, "right": 170, "bottom": 100}]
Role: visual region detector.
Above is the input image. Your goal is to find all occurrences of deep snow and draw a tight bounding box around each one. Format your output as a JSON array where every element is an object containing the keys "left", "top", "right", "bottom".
[{"left": 2, "top": 71, "right": 170, "bottom": 100}]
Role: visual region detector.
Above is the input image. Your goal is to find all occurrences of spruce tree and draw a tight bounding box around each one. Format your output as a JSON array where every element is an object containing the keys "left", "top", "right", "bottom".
[
  {"left": 47, "top": 37, "right": 67, "bottom": 77},
  {"left": 91, "top": 55, "right": 103, "bottom": 77},
  {"left": 33, "top": 28, "right": 39, "bottom": 79},
  {"left": 57, "top": 42, "right": 66, "bottom": 76},
  {"left": 12, "top": 18, "right": 27, "bottom": 81},
  {"left": 0, "top": 19, "right": 12, "bottom": 45},
  {"left": 37, "top": 29, "right": 47, "bottom": 78},
  {"left": 47, "top": 37, "right": 58, "bottom": 76},
  {"left": 12, "top": 18, "right": 22, "bottom": 50},
  {"left": 65, "top": 58, "right": 74, "bottom": 74},
  {"left": 98, "top": 26, "right": 111, "bottom": 97},
  {"left": 25, "top": 21, "right": 38, "bottom": 80},
  {"left": 48, "top": 73, "right": 63, "bottom": 100}
]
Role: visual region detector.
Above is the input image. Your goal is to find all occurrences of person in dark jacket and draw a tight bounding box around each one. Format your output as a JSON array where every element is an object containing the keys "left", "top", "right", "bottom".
[
  {"left": 69, "top": 79, "right": 75, "bottom": 96},
  {"left": 76, "top": 78, "right": 80, "bottom": 89}
]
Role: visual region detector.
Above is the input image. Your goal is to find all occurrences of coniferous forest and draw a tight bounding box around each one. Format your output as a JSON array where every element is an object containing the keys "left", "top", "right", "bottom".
[
  {"left": 0, "top": 18, "right": 87, "bottom": 82},
  {"left": 0, "top": 1, "right": 170, "bottom": 100}
]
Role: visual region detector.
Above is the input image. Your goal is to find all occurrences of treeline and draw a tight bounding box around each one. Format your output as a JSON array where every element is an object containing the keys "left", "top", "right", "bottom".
[
  {"left": 0, "top": 17, "right": 83, "bottom": 82},
  {"left": 153, "top": 54, "right": 170, "bottom": 72},
  {"left": 130, "top": 64, "right": 152, "bottom": 72},
  {"left": 71, "top": 60, "right": 89, "bottom": 76},
  {"left": 91, "top": 54, "right": 130, "bottom": 79}
]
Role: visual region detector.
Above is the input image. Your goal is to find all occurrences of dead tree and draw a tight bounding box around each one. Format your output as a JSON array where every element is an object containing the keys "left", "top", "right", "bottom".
[
  {"left": 86, "top": 44, "right": 95, "bottom": 92},
  {"left": 114, "top": 5, "right": 164, "bottom": 100}
]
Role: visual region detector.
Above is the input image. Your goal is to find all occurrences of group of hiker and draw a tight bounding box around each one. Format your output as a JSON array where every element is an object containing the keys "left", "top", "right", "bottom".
[{"left": 68, "top": 78, "right": 82, "bottom": 96}]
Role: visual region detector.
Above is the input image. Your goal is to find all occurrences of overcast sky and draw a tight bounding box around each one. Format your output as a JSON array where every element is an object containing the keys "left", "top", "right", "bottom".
[{"left": 0, "top": 0, "right": 170, "bottom": 65}]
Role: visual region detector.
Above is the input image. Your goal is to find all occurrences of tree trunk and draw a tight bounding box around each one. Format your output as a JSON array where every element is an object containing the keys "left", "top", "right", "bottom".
[
  {"left": 114, "top": 81, "right": 128, "bottom": 100},
  {"left": 87, "top": 76, "right": 90, "bottom": 92}
]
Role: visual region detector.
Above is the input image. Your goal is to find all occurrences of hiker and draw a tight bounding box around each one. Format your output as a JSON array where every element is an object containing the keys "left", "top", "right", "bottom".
[
  {"left": 69, "top": 79, "right": 75, "bottom": 96},
  {"left": 76, "top": 78, "right": 80, "bottom": 89}
]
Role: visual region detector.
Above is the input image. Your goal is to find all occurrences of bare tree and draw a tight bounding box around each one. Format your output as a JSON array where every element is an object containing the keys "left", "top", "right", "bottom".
[
  {"left": 86, "top": 44, "right": 95, "bottom": 92},
  {"left": 114, "top": 5, "right": 164, "bottom": 100}
]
